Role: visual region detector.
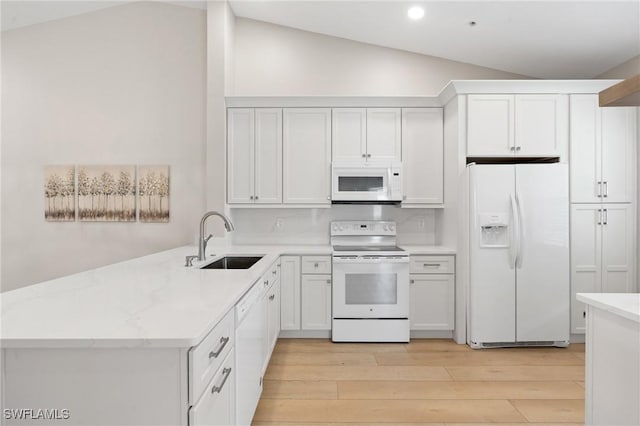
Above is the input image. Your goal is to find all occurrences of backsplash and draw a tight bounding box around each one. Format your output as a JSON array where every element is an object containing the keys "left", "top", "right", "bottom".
[{"left": 229, "top": 205, "right": 436, "bottom": 245}]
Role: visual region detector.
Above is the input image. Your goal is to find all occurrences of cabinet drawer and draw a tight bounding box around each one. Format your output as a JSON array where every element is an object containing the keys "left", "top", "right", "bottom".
[
  {"left": 189, "top": 309, "right": 235, "bottom": 404},
  {"left": 410, "top": 255, "right": 455, "bottom": 274},
  {"left": 301, "top": 256, "right": 332, "bottom": 274},
  {"left": 189, "top": 349, "right": 235, "bottom": 426}
]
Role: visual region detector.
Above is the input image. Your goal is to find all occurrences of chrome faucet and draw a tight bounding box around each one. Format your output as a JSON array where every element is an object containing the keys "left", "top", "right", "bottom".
[{"left": 197, "top": 211, "right": 235, "bottom": 262}]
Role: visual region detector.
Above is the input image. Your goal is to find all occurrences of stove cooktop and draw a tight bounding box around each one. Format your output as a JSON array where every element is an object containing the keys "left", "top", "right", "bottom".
[{"left": 332, "top": 245, "right": 405, "bottom": 252}]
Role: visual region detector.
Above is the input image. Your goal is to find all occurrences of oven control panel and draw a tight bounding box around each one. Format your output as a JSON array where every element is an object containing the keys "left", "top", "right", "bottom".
[{"left": 331, "top": 221, "right": 396, "bottom": 236}]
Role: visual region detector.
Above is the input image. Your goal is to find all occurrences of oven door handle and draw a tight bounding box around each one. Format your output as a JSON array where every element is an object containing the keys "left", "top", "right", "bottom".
[{"left": 332, "top": 256, "right": 410, "bottom": 264}]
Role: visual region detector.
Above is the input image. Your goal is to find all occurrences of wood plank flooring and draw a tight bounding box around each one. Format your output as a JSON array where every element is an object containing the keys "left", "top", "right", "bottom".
[{"left": 253, "top": 339, "right": 585, "bottom": 425}]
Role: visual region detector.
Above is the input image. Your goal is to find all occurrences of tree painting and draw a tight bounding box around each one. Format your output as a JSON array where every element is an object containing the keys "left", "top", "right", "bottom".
[
  {"left": 138, "top": 165, "right": 170, "bottom": 223},
  {"left": 44, "top": 165, "right": 75, "bottom": 221},
  {"left": 78, "top": 165, "right": 136, "bottom": 222}
]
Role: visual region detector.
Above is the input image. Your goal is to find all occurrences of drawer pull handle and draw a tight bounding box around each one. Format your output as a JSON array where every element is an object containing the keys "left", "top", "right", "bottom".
[
  {"left": 269, "top": 294, "right": 275, "bottom": 301},
  {"left": 209, "top": 336, "right": 230, "bottom": 359},
  {"left": 211, "top": 367, "right": 232, "bottom": 394},
  {"left": 314, "top": 263, "right": 319, "bottom": 268},
  {"left": 410, "top": 279, "right": 415, "bottom": 284},
  {"left": 423, "top": 263, "right": 441, "bottom": 268},
  {"left": 264, "top": 280, "right": 269, "bottom": 286},
  {"left": 272, "top": 270, "right": 277, "bottom": 275}
]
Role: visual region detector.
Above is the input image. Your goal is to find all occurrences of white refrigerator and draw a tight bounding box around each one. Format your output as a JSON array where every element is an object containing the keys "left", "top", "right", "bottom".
[{"left": 467, "top": 163, "right": 570, "bottom": 348}]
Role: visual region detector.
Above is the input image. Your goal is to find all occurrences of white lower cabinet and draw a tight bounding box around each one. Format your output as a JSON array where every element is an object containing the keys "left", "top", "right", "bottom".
[
  {"left": 189, "top": 349, "right": 235, "bottom": 426},
  {"left": 301, "top": 274, "right": 332, "bottom": 330},
  {"left": 570, "top": 203, "right": 636, "bottom": 333},
  {"left": 280, "top": 256, "right": 301, "bottom": 330},
  {"left": 263, "top": 279, "right": 280, "bottom": 373},
  {"left": 409, "top": 255, "right": 455, "bottom": 331},
  {"left": 280, "top": 255, "right": 332, "bottom": 332}
]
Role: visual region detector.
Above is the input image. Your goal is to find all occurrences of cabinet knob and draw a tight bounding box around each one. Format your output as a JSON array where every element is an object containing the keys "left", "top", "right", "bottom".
[
  {"left": 250, "top": 195, "right": 254, "bottom": 200},
  {"left": 269, "top": 294, "right": 275, "bottom": 301},
  {"left": 410, "top": 279, "right": 415, "bottom": 284},
  {"left": 515, "top": 146, "right": 521, "bottom": 151},
  {"left": 367, "top": 153, "right": 372, "bottom": 158},
  {"left": 362, "top": 154, "right": 366, "bottom": 158},
  {"left": 326, "top": 279, "right": 331, "bottom": 284}
]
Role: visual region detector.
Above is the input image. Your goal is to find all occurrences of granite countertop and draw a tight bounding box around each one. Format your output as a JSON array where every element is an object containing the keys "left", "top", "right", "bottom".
[
  {"left": 0, "top": 243, "right": 455, "bottom": 349},
  {"left": 577, "top": 293, "right": 640, "bottom": 323}
]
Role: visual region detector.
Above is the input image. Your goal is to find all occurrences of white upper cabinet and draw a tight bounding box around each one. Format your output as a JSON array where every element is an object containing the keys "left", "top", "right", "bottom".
[
  {"left": 283, "top": 108, "right": 332, "bottom": 205},
  {"left": 467, "top": 94, "right": 566, "bottom": 157},
  {"left": 467, "top": 95, "right": 514, "bottom": 156},
  {"left": 332, "top": 108, "right": 401, "bottom": 163},
  {"left": 332, "top": 108, "right": 367, "bottom": 162},
  {"left": 401, "top": 108, "right": 444, "bottom": 205},
  {"left": 570, "top": 95, "right": 637, "bottom": 203},
  {"left": 227, "top": 109, "right": 255, "bottom": 204},
  {"left": 366, "top": 108, "right": 401, "bottom": 161},
  {"left": 227, "top": 108, "right": 282, "bottom": 204},
  {"left": 254, "top": 109, "right": 283, "bottom": 204},
  {"left": 515, "top": 95, "right": 566, "bottom": 157}
]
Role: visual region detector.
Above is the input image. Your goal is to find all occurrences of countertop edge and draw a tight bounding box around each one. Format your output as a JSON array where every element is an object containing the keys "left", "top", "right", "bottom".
[{"left": 577, "top": 293, "right": 640, "bottom": 324}]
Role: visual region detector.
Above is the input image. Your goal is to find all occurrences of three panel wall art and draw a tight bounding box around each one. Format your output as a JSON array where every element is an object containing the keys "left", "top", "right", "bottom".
[{"left": 44, "top": 165, "right": 170, "bottom": 223}]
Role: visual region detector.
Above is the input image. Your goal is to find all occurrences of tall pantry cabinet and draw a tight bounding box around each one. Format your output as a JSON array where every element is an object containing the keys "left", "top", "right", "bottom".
[{"left": 569, "top": 94, "right": 637, "bottom": 334}]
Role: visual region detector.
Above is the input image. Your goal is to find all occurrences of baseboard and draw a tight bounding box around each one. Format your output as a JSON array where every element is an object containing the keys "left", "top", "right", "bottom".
[
  {"left": 410, "top": 330, "right": 454, "bottom": 339},
  {"left": 570, "top": 333, "right": 585, "bottom": 344},
  {"left": 278, "top": 330, "right": 332, "bottom": 339}
]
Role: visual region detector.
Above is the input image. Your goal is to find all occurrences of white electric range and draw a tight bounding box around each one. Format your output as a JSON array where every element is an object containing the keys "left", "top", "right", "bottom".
[{"left": 331, "top": 221, "right": 410, "bottom": 342}]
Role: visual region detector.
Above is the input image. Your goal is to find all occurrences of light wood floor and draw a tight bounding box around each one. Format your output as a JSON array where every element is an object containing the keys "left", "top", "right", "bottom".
[{"left": 253, "top": 339, "right": 585, "bottom": 425}]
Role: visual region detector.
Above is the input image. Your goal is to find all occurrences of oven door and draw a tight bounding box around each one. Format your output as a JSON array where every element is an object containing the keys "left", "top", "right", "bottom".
[
  {"left": 332, "top": 256, "right": 409, "bottom": 318},
  {"left": 332, "top": 167, "right": 393, "bottom": 201}
]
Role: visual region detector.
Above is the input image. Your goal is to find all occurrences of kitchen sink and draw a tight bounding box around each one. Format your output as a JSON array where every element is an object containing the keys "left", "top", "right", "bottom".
[{"left": 200, "top": 256, "right": 263, "bottom": 270}]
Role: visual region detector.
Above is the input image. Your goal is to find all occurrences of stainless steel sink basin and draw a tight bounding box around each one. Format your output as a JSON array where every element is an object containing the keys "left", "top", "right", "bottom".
[{"left": 200, "top": 256, "right": 263, "bottom": 270}]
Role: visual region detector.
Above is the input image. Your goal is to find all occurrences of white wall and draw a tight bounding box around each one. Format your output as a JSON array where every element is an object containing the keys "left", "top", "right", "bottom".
[
  {"left": 232, "top": 18, "right": 529, "bottom": 96},
  {"left": 1, "top": 2, "right": 207, "bottom": 291}
]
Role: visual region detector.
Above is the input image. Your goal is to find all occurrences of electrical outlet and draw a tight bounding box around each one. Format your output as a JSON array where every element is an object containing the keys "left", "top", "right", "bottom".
[{"left": 276, "top": 218, "right": 283, "bottom": 228}]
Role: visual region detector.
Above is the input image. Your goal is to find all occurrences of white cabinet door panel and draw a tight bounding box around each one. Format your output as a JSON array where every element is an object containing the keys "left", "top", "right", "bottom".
[
  {"left": 227, "top": 109, "right": 255, "bottom": 204},
  {"left": 332, "top": 108, "right": 366, "bottom": 162},
  {"left": 401, "top": 108, "right": 444, "bottom": 205},
  {"left": 570, "top": 204, "right": 602, "bottom": 334},
  {"left": 570, "top": 95, "right": 602, "bottom": 203},
  {"left": 366, "top": 108, "right": 401, "bottom": 161},
  {"left": 280, "top": 256, "right": 301, "bottom": 331},
  {"left": 189, "top": 350, "right": 235, "bottom": 426},
  {"left": 515, "top": 94, "right": 565, "bottom": 157},
  {"left": 467, "top": 95, "right": 514, "bottom": 156},
  {"left": 601, "top": 204, "right": 635, "bottom": 293},
  {"left": 301, "top": 274, "right": 332, "bottom": 330},
  {"left": 254, "top": 108, "right": 282, "bottom": 204},
  {"left": 283, "top": 108, "right": 331, "bottom": 204},
  {"left": 601, "top": 108, "right": 637, "bottom": 203},
  {"left": 410, "top": 274, "right": 454, "bottom": 331}
]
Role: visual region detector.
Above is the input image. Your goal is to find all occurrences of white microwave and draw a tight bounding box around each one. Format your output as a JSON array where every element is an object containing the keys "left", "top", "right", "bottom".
[{"left": 331, "top": 162, "right": 403, "bottom": 203}]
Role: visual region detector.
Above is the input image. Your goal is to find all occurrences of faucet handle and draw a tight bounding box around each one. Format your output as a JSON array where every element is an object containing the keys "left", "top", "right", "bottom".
[
  {"left": 185, "top": 255, "right": 198, "bottom": 267},
  {"left": 204, "top": 234, "right": 213, "bottom": 243}
]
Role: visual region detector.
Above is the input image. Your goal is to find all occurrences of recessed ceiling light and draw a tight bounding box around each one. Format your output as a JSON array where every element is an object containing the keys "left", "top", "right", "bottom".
[{"left": 407, "top": 6, "right": 425, "bottom": 21}]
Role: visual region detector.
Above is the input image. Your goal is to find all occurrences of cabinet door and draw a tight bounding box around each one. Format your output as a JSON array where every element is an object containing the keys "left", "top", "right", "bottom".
[
  {"left": 401, "top": 108, "right": 444, "bottom": 205},
  {"left": 570, "top": 204, "right": 602, "bottom": 334},
  {"left": 409, "top": 274, "right": 454, "bottom": 330},
  {"left": 332, "top": 108, "right": 366, "bottom": 162},
  {"left": 189, "top": 350, "right": 235, "bottom": 426},
  {"left": 267, "top": 280, "right": 281, "bottom": 356},
  {"left": 570, "top": 95, "right": 602, "bottom": 203},
  {"left": 515, "top": 94, "right": 566, "bottom": 157},
  {"left": 301, "top": 274, "right": 332, "bottom": 330},
  {"left": 601, "top": 107, "right": 637, "bottom": 203},
  {"left": 227, "top": 109, "right": 255, "bottom": 204},
  {"left": 601, "top": 204, "right": 635, "bottom": 293},
  {"left": 366, "top": 108, "right": 401, "bottom": 161},
  {"left": 467, "top": 95, "right": 515, "bottom": 156},
  {"left": 280, "top": 256, "right": 301, "bottom": 330},
  {"left": 254, "top": 108, "right": 282, "bottom": 204},
  {"left": 283, "top": 108, "right": 331, "bottom": 204}
]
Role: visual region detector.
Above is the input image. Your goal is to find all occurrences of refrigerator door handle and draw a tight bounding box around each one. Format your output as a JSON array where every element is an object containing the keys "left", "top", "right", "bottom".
[
  {"left": 509, "top": 194, "right": 519, "bottom": 268},
  {"left": 515, "top": 193, "right": 525, "bottom": 268}
]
